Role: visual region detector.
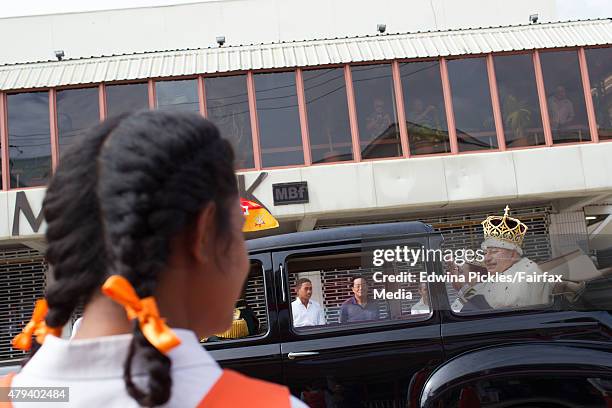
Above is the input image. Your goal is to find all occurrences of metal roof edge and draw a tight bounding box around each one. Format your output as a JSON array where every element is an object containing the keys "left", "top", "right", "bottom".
[{"left": 1, "top": 17, "right": 610, "bottom": 68}]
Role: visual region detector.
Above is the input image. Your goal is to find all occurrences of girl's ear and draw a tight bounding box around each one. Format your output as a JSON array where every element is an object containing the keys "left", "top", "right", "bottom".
[{"left": 190, "top": 203, "right": 217, "bottom": 265}]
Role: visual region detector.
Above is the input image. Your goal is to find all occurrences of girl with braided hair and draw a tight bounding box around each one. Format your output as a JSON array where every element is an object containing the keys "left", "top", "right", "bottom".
[{"left": 1, "top": 111, "right": 306, "bottom": 408}]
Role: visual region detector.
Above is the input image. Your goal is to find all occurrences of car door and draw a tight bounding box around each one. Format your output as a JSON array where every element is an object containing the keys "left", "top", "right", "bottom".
[
  {"left": 435, "top": 228, "right": 612, "bottom": 360},
  {"left": 276, "top": 236, "right": 444, "bottom": 407},
  {"left": 203, "top": 251, "right": 284, "bottom": 384}
]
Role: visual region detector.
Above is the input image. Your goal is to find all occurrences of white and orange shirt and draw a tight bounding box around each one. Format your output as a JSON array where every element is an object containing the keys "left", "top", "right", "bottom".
[{"left": 2, "top": 329, "right": 307, "bottom": 407}]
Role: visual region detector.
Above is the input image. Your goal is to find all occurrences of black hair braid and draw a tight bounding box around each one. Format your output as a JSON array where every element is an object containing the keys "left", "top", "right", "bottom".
[
  {"left": 123, "top": 322, "right": 172, "bottom": 407},
  {"left": 95, "top": 111, "right": 237, "bottom": 406},
  {"left": 36, "top": 116, "right": 127, "bottom": 360}
]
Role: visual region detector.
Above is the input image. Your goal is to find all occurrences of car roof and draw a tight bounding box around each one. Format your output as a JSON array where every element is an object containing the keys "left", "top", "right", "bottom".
[{"left": 247, "top": 221, "right": 434, "bottom": 253}]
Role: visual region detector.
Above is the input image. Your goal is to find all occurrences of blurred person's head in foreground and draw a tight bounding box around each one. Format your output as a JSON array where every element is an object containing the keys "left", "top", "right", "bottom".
[{"left": 30, "top": 110, "right": 251, "bottom": 406}]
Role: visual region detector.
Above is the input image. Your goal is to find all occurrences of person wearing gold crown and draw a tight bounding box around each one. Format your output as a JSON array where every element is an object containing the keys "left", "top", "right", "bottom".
[{"left": 469, "top": 206, "right": 552, "bottom": 310}]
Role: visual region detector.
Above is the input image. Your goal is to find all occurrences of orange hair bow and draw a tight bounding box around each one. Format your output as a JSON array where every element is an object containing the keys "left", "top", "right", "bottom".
[
  {"left": 12, "top": 299, "right": 62, "bottom": 351},
  {"left": 101, "top": 275, "right": 181, "bottom": 354}
]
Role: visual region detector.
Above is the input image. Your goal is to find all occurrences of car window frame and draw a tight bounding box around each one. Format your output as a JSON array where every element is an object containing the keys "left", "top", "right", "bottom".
[
  {"left": 432, "top": 258, "right": 560, "bottom": 320},
  {"left": 274, "top": 234, "right": 440, "bottom": 338},
  {"left": 202, "top": 254, "right": 275, "bottom": 349}
]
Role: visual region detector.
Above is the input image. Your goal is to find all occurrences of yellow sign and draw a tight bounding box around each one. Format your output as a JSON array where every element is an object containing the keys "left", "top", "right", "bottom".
[{"left": 241, "top": 199, "right": 279, "bottom": 232}]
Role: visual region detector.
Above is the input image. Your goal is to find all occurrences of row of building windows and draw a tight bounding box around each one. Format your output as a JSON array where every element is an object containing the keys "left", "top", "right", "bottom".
[{"left": 1, "top": 47, "right": 611, "bottom": 189}]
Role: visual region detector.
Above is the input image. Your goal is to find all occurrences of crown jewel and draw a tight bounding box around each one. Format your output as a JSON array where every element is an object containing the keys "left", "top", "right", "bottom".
[{"left": 481, "top": 206, "right": 527, "bottom": 247}]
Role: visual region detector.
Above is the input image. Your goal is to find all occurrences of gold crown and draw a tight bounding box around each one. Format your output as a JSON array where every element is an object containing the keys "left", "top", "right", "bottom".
[{"left": 481, "top": 206, "right": 527, "bottom": 247}]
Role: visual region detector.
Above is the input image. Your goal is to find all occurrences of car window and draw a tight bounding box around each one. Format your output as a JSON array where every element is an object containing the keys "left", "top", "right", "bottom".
[
  {"left": 285, "top": 244, "right": 433, "bottom": 333},
  {"left": 442, "top": 237, "right": 557, "bottom": 315},
  {"left": 201, "top": 260, "right": 269, "bottom": 342}
]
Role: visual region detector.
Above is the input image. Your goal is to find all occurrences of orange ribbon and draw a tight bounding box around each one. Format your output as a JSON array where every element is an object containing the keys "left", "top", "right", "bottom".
[
  {"left": 101, "top": 275, "right": 181, "bottom": 354},
  {"left": 12, "top": 299, "right": 62, "bottom": 351}
]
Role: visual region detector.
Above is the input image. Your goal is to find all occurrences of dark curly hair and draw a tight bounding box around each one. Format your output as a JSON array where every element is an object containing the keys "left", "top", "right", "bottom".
[{"left": 37, "top": 110, "right": 238, "bottom": 407}]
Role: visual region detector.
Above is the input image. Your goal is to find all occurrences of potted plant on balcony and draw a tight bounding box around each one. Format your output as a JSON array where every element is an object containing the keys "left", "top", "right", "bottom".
[
  {"left": 502, "top": 94, "right": 532, "bottom": 147},
  {"left": 408, "top": 122, "right": 448, "bottom": 155}
]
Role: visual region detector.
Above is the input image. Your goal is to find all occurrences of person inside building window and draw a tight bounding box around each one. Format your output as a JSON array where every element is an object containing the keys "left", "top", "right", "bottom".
[
  {"left": 365, "top": 98, "right": 393, "bottom": 139},
  {"left": 408, "top": 98, "right": 439, "bottom": 129},
  {"left": 339, "top": 276, "right": 380, "bottom": 324},
  {"left": 292, "top": 278, "right": 326, "bottom": 327},
  {"left": 548, "top": 85, "right": 575, "bottom": 135}
]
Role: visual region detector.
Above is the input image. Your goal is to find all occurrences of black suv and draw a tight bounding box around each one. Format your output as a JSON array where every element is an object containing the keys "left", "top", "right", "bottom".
[{"left": 203, "top": 222, "right": 612, "bottom": 407}]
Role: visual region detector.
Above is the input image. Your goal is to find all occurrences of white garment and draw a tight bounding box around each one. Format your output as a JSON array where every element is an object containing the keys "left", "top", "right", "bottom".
[
  {"left": 451, "top": 284, "right": 475, "bottom": 313},
  {"left": 291, "top": 299, "right": 326, "bottom": 327},
  {"left": 410, "top": 299, "right": 430, "bottom": 315},
  {"left": 70, "top": 317, "right": 83, "bottom": 340},
  {"left": 548, "top": 97, "right": 575, "bottom": 128},
  {"left": 10, "top": 328, "right": 307, "bottom": 407},
  {"left": 474, "top": 257, "right": 552, "bottom": 310}
]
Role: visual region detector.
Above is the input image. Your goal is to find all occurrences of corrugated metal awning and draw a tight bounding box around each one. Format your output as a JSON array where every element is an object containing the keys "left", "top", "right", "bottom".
[{"left": 1, "top": 19, "right": 611, "bottom": 91}]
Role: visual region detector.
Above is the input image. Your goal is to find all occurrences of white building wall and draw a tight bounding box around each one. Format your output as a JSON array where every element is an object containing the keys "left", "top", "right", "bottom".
[
  {"left": 4, "top": 142, "right": 611, "bottom": 243},
  {"left": 0, "top": 0, "right": 556, "bottom": 65}
]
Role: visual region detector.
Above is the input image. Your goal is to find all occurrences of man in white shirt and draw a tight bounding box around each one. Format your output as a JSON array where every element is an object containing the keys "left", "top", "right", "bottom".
[
  {"left": 411, "top": 283, "right": 430, "bottom": 315},
  {"left": 548, "top": 85, "right": 575, "bottom": 131},
  {"left": 291, "top": 278, "right": 326, "bottom": 327}
]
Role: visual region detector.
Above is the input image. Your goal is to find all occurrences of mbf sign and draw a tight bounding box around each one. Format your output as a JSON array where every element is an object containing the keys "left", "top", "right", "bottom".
[{"left": 273, "top": 182, "right": 309, "bottom": 205}]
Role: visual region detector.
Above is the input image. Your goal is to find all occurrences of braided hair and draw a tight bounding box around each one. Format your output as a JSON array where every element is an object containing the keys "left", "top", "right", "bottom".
[{"left": 39, "top": 110, "right": 238, "bottom": 406}]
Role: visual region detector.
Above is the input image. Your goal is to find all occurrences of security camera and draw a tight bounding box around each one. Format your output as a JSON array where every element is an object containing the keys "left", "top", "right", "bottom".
[
  {"left": 54, "top": 50, "right": 65, "bottom": 61},
  {"left": 529, "top": 14, "right": 539, "bottom": 24},
  {"left": 377, "top": 24, "right": 386, "bottom": 34},
  {"left": 216, "top": 36, "right": 226, "bottom": 47}
]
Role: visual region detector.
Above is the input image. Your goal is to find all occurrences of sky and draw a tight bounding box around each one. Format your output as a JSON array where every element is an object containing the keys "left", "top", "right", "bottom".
[
  {"left": 556, "top": 0, "right": 612, "bottom": 20},
  {"left": 0, "top": 0, "right": 610, "bottom": 19}
]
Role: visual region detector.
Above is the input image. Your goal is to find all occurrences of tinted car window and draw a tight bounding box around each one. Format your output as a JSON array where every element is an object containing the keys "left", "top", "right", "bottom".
[
  {"left": 286, "top": 246, "right": 432, "bottom": 333},
  {"left": 201, "top": 260, "right": 268, "bottom": 342}
]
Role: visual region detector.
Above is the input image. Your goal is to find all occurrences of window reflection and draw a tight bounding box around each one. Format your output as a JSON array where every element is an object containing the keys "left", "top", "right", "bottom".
[
  {"left": 57, "top": 88, "right": 100, "bottom": 155},
  {"left": 352, "top": 65, "right": 402, "bottom": 159},
  {"left": 447, "top": 58, "right": 497, "bottom": 151},
  {"left": 106, "top": 83, "right": 149, "bottom": 117},
  {"left": 494, "top": 54, "right": 545, "bottom": 147},
  {"left": 7, "top": 92, "right": 51, "bottom": 188},
  {"left": 254, "top": 72, "right": 304, "bottom": 167},
  {"left": 156, "top": 79, "right": 199, "bottom": 112},
  {"left": 303, "top": 68, "right": 353, "bottom": 164},
  {"left": 540, "top": 51, "right": 591, "bottom": 143},
  {"left": 205, "top": 75, "right": 254, "bottom": 169},
  {"left": 585, "top": 47, "right": 612, "bottom": 140},
  {"left": 400, "top": 61, "right": 450, "bottom": 155}
]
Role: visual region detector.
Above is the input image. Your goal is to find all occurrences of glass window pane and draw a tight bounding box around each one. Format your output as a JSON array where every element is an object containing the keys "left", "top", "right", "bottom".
[
  {"left": 447, "top": 58, "right": 497, "bottom": 152},
  {"left": 57, "top": 88, "right": 100, "bottom": 155},
  {"left": 205, "top": 75, "right": 254, "bottom": 169},
  {"left": 156, "top": 79, "right": 199, "bottom": 112},
  {"left": 352, "top": 64, "right": 402, "bottom": 159},
  {"left": 254, "top": 72, "right": 304, "bottom": 167},
  {"left": 585, "top": 47, "right": 612, "bottom": 140},
  {"left": 400, "top": 61, "right": 450, "bottom": 155},
  {"left": 107, "top": 83, "right": 149, "bottom": 117},
  {"left": 286, "top": 244, "right": 431, "bottom": 332},
  {"left": 200, "top": 260, "right": 269, "bottom": 342},
  {"left": 540, "top": 50, "right": 591, "bottom": 143},
  {"left": 7, "top": 92, "right": 51, "bottom": 188},
  {"left": 303, "top": 68, "right": 353, "bottom": 164},
  {"left": 494, "top": 54, "right": 545, "bottom": 147}
]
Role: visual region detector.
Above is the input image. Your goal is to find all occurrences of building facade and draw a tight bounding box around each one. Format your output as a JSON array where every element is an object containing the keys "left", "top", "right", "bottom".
[{"left": 0, "top": 1, "right": 611, "bottom": 364}]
